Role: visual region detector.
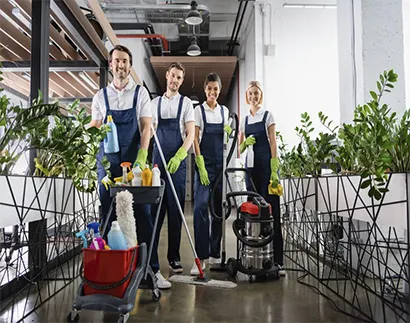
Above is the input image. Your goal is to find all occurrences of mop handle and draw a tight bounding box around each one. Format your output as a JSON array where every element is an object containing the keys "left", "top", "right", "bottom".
[{"left": 150, "top": 124, "right": 203, "bottom": 275}]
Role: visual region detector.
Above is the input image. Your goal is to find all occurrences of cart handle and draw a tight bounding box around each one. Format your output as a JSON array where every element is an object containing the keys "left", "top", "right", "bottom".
[{"left": 79, "top": 247, "right": 137, "bottom": 291}]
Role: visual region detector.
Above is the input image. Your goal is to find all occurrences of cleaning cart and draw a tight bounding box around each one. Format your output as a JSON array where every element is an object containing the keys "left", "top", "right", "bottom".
[{"left": 67, "top": 181, "right": 165, "bottom": 323}]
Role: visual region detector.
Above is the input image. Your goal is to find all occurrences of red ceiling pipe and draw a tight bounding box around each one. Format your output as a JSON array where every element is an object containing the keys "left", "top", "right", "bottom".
[{"left": 117, "top": 34, "right": 169, "bottom": 52}]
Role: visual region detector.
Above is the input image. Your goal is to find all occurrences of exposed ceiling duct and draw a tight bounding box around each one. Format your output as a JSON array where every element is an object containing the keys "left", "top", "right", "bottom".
[{"left": 101, "top": 1, "right": 211, "bottom": 55}]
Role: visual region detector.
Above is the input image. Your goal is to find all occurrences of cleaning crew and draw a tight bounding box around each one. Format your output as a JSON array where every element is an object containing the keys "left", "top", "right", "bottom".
[
  {"left": 238, "top": 80, "right": 285, "bottom": 276},
  {"left": 190, "top": 73, "right": 232, "bottom": 275},
  {"left": 151, "top": 62, "right": 195, "bottom": 280},
  {"left": 89, "top": 45, "right": 167, "bottom": 289}
]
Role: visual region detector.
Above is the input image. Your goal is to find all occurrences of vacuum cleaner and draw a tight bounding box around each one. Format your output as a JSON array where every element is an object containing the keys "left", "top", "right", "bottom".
[{"left": 224, "top": 179, "right": 281, "bottom": 283}]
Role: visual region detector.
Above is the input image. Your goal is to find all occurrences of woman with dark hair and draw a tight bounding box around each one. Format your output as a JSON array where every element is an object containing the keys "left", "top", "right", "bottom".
[{"left": 190, "top": 72, "right": 232, "bottom": 275}]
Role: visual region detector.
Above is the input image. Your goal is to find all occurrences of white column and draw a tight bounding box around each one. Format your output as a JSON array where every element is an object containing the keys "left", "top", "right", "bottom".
[{"left": 337, "top": 0, "right": 407, "bottom": 125}]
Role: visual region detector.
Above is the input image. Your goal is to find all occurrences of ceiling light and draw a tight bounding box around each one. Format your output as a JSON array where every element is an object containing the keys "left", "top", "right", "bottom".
[
  {"left": 187, "top": 36, "right": 201, "bottom": 56},
  {"left": 185, "top": 1, "right": 203, "bottom": 25},
  {"left": 283, "top": 3, "right": 337, "bottom": 9},
  {"left": 79, "top": 72, "right": 99, "bottom": 90},
  {"left": 12, "top": 7, "right": 31, "bottom": 29}
]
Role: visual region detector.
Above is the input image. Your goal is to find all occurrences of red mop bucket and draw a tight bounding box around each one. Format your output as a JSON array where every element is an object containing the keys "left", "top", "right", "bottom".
[{"left": 81, "top": 246, "right": 139, "bottom": 298}]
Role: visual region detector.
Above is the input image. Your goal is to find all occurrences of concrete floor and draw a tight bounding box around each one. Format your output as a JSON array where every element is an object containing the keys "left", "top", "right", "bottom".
[{"left": 14, "top": 203, "right": 364, "bottom": 323}]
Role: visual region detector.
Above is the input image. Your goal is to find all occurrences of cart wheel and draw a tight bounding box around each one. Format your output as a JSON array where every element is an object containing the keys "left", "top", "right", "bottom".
[
  {"left": 275, "top": 271, "right": 280, "bottom": 279},
  {"left": 118, "top": 313, "right": 129, "bottom": 323},
  {"left": 152, "top": 289, "right": 161, "bottom": 301},
  {"left": 66, "top": 310, "right": 80, "bottom": 322},
  {"left": 227, "top": 258, "right": 237, "bottom": 277}
]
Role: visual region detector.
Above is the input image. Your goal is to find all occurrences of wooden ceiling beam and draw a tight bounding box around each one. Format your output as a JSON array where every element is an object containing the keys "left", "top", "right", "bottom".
[
  {"left": 0, "top": 44, "right": 22, "bottom": 61},
  {"left": 2, "top": 72, "right": 30, "bottom": 97},
  {"left": 0, "top": 1, "right": 31, "bottom": 35},
  {"left": 0, "top": 31, "right": 30, "bottom": 60},
  {"left": 87, "top": 0, "right": 141, "bottom": 84}
]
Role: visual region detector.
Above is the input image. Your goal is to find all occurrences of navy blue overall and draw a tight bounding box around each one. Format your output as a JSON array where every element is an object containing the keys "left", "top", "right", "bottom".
[
  {"left": 96, "top": 85, "right": 159, "bottom": 272},
  {"left": 152, "top": 96, "right": 186, "bottom": 263},
  {"left": 244, "top": 111, "right": 283, "bottom": 265},
  {"left": 193, "top": 105, "right": 224, "bottom": 260}
]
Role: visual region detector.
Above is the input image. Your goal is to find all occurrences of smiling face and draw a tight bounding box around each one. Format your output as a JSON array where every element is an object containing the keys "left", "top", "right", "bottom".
[
  {"left": 166, "top": 67, "right": 184, "bottom": 93},
  {"left": 247, "top": 86, "right": 262, "bottom": 107},
  {"left": 109, "top": 49, "right": 131, "bottom": 81},
  {"left": 205, "top": 81, "right": 220, "bottom": 104}
]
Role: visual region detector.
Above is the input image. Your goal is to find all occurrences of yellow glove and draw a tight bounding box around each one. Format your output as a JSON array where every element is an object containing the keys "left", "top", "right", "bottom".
[
  {"left": 167, "top": 147, "right": 188, "bottom": 174},
  {"left": 240, "top": 136, "right": 256, "bottom": 154},
  {"left": 134, "top": 149, "right": 148, "bottom": 169},
  {"left": 195, "top": 155, "right": 210, "bottom": 186},
  {"left": 224, "top": 124, "right": 232, "bottom": 137},
  {"left": 114, "top": 171, "right": 134, "bottom": 184},
  {"left": 268, "top": 182, "right": 283, "bottom": 196},
  {"left": 101, "top": 175, "right": 114, "bottom": 190}
]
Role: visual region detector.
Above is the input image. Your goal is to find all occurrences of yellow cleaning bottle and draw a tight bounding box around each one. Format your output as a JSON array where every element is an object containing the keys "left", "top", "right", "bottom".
[{"left": 141, "top": 164, "right": 152, "bottom": 186}]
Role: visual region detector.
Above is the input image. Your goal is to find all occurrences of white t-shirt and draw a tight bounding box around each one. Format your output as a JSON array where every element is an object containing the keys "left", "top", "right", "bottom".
[
  {"left": 91, "top": 79, "right": 152, "bottom": 133},
  {"left": 239, "top": 107, "right": 276, "bottom": 139},
  {"left": 151, "top": 93, "right": 195, "bottom": 140},
  {"left": 194, "top": 102, "right": 230, "bottom": 143}
]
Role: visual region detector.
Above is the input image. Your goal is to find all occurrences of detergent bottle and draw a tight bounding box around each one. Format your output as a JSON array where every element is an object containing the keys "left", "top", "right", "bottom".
[
  {"left": 107, "top": 221, "right": 127, "bottom": 250},
  {"left": 141, "top": 164, "right": 152, "bottom": 186},
  {"left": 152, "top": 164, "right": 161, "bottom": 187},
  {"left": 103, "top": 115, "right": 119, "bottom": 153},
  {"left": 132, "top": 165, "right": 142, "bottom": 186}
]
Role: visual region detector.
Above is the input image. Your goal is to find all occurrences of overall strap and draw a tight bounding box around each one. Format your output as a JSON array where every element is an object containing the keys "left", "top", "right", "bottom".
[
  {"left": 103, "top": 87, "right": 110, "bottom": 123},
  {"left": 132, "top": 85, "right": 140, "bottom": 110}
]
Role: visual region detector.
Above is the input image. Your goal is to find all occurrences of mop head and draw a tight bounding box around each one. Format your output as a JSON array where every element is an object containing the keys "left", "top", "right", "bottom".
[
  {"left": 115, "top": 190, "right": 138, "bottom": 248},
  {"left": 168, "top": 275, "right": 237, "bottom": 289}
]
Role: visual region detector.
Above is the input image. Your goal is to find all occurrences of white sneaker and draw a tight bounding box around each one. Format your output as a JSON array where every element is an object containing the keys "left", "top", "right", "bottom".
[
  {"left": 278, "top": 265, "right": 286, "bottom": 276},
  {"left": 209, "top": 257, "right": 221, "bottom": 265},
  {"left": 190, "top": 261, "right": 206, "bottom": 276},
  {"left": 155, "top": 272, "right": 171, "bottom": 289}
]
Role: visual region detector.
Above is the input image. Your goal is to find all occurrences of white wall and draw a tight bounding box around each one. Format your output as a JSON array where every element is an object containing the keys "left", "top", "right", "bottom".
[
  {"left": 404, "top": 0, "right": 410, "bottom": 110},
  {"left": 261, "top": 2, "right": 340, "bottom": 149}
]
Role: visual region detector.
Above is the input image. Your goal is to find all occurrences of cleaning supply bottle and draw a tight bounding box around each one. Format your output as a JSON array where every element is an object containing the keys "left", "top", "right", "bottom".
[
  {"left": 246, "top": 135, "right": 254, "bottom": 168},
  {"left": 152, "top": 164, "right": 161, "bottom": 187},
  {"left": 141, "top": 164, "right": 152, "bottom": 186},
  {"left": 103, "top": 115, "right": 119, "bottom": 153},
  {"left": 107, "top": 221, "right": 127, "bottom": 250},
  {"left": 132, "top": 165, "right": 142, "bottom": 186}
]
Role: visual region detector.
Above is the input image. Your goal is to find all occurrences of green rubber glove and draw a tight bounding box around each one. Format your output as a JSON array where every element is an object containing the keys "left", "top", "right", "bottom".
[
  {"left": 223, "top": 124, "right": 232, "bottom": 137},
  {"left": 167, "top": 147, "right": 188, "bottom": 174},
  {"left": 270, "top": 157, "right": 280, "bottom": 188},
  {"left": 240, "top": 135, "right": 256, "bottom": 154},
  {"left": 134, "top": 149, "right": 148, "bottom": 169},
  {"left": 195, "top": 155, "right": 210, "bottom": 186}
]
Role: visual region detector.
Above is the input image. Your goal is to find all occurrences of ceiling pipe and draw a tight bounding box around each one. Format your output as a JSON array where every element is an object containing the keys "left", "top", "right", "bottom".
[
  {"left": 117, "top": 34, "right": 169, "bottom": 53},
  {"left": 102, "top": 3, "right": 210, "bottom": 12}
]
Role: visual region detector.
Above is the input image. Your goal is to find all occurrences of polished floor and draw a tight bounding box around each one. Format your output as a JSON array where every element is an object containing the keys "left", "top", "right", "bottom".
[{"left": 10, "top": 203, "right": 364, "bottom": 323}]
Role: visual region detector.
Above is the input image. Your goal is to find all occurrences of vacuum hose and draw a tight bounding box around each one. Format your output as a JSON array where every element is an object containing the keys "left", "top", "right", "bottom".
[{"left": 209, "top": 112, "right": 239, "bottom": 222}]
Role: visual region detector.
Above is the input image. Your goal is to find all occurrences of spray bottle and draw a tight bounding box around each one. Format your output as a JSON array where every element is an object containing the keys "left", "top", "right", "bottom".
[{"left": 120, "top": 162, "right": 132, "bottom": 185}]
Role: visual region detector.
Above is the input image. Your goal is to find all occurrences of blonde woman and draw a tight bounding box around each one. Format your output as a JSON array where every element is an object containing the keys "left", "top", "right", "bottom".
[{"left": 238, "top": 80, "right": 285, "bottom": 275}]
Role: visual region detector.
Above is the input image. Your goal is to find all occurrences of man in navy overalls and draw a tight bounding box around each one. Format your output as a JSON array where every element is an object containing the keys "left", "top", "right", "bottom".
[
  {"left": 151, "top": 62, "right": 195, "bottom": 279},
  {"left": 90, "top": 45, "right": 168, "bottom": 288}
]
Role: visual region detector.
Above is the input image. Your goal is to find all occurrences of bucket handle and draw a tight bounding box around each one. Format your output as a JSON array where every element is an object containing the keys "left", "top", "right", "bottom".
[{"left": 80, "top": 248, "right": 137, "bottom": 290}]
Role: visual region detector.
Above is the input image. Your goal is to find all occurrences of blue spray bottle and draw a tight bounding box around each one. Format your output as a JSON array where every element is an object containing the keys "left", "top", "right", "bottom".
[{"left": 104, "top": 115, "right": 119, "bottom": 153}]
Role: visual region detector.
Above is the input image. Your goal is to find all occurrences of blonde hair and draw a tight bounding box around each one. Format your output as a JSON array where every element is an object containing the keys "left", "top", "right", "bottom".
[{"left": 245, "top": 80, "right": 264, "bottom": 105}]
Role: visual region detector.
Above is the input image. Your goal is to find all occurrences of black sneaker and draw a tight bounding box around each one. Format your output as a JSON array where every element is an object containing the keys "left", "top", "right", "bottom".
[{"left": 169, "top": 261, "right": 183, "bottom": 273}]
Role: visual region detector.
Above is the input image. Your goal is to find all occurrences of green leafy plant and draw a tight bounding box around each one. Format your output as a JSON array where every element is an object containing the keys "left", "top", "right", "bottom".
[
  {"left": 294, "top": 112, "right": 337, "bottom": 176},
  {"left": 0, "top": 67, "right": 110, "bottom": 193},
  {"left": 32, "top": 100, "right": 110, "bottom": 193},
  {"left": 337, "top": 70, "right": 398, "bottom": 200}
]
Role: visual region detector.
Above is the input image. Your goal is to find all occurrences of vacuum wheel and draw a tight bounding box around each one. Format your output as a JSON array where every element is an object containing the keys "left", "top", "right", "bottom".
[
  {"left": 152, "top": 289, "right": 161, "bottom": 301},
  {"left": 227, "top": 258, "right": 238, "bottom": 277},
  {"left": 66, "top": 310, "right": 80, "bottom": 322},
  {"left": 118, "top": 313, "right": 129, "bottom": 323}
]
